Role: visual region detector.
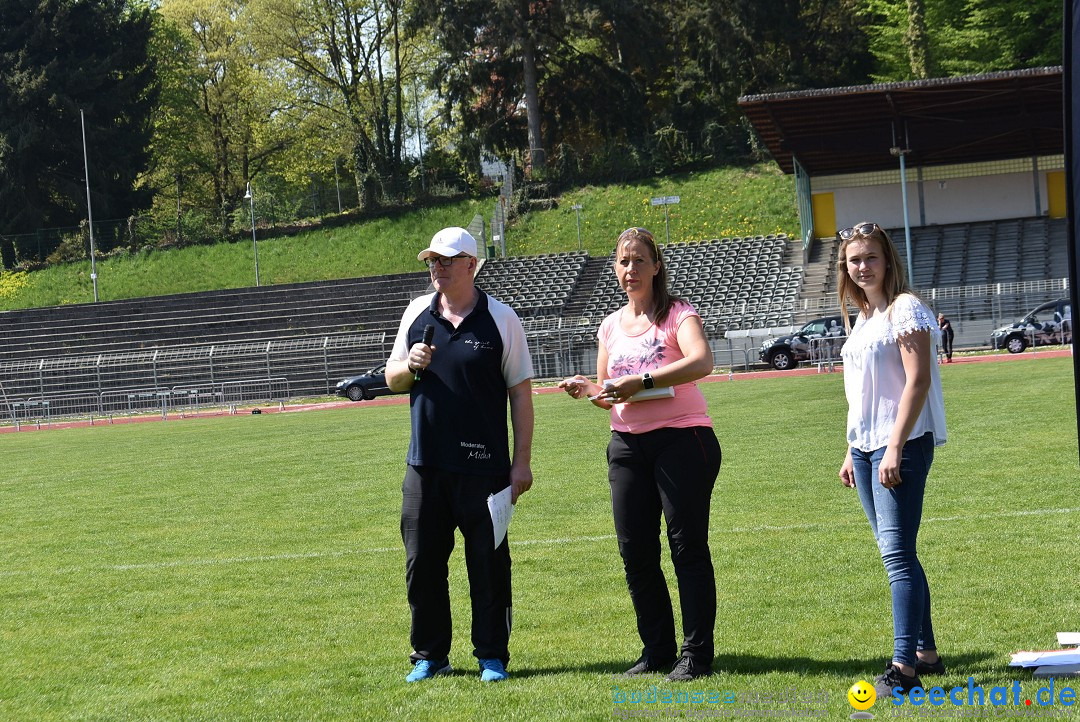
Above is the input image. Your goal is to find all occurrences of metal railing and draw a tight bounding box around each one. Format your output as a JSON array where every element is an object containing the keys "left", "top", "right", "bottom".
[
  {"left": 807, "top": 336, "right": 845, "bottom": 373},
  {"left": 2, "top": 280, "right": 1071, "bottom": 426},
  {"left": 5, "top": 378, "right": 292, "bottom": 430},
  {"left": 0, "top": 334, "right": 384, "bottom": 424}
]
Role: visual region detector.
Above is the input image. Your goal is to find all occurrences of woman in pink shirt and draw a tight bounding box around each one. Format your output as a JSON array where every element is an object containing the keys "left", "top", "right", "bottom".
[{"left": 559, "top": 227, "right": 720, "bottom": 681}]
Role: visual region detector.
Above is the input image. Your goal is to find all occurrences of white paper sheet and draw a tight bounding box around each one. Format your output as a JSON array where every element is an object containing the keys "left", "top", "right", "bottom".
[
  {"left": 487, "top": 486, "right": 514, "bottom": 548},
  {"left": 1010, "top": 649, "right": 1080, "bottom": 667}
]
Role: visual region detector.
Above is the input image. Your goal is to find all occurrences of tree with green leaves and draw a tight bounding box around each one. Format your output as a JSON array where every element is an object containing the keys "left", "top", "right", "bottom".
[
  {"left": 0, "top": 0, "right": 157, "bottom": 265},
  {"left": 862, "top": 0, "right": 1062, "bottom": 81},
  {"left": 408, "top": 0, "right": 670, "bottom": 180},
  {"left": 250, "top": 0, "right": 418, "bottom": 209},
  {"left": 905, "top": 0, "right": 930, "bottom": 79},
  {"left": 151, "top": 0, "right": 296, "bottom": 235}
]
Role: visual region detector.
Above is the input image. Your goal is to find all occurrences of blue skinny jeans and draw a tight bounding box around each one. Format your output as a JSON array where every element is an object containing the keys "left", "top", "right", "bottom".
[{"left": 852, "top": 431, "right": 937, "bottom": 668}]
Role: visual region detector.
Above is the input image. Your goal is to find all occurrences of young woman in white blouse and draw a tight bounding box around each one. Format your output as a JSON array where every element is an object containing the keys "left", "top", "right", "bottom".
[{"left": 836, "top": 222, "right": 948, "bottom": 698}]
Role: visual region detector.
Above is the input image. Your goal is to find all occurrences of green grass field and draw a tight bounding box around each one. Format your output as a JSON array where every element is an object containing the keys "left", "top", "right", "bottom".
[{"left": 1, "top": 357, "right": 1077, "bottom": 721}]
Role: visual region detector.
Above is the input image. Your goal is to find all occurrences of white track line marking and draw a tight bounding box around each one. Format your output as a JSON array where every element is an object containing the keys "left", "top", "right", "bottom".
[{"left": 2, "top": 507, "right": 1075, "bottom": 578}]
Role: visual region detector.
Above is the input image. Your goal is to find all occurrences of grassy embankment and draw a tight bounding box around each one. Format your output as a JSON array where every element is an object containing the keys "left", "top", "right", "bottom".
[{"left": 0, "top": 164, "right": 797, "bottom": 311}]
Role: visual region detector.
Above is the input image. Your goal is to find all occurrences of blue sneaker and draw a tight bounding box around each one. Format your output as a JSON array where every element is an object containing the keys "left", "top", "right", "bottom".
[
  {"left": 405, "top": 658, "right": 452, "bottom": 682},
  {"left": 479, "top": 658, "right": 509, "bottom": 682}
]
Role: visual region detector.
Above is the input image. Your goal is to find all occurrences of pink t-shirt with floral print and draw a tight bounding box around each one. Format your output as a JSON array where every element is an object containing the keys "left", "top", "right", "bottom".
[{"left": 597, "top": 300, "right": 713, "bottom": 434}]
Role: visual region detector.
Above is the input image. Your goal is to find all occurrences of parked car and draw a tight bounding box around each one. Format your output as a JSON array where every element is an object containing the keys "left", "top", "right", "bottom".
[
  {"left": 334, "top": 363, "right": 396, "bottom": 401},
  {"left": 989, "top": 298, "right": 1072, "bottom": 353},
  {"left": 759, "top": 315, "right": 848, "bottom": 370}
]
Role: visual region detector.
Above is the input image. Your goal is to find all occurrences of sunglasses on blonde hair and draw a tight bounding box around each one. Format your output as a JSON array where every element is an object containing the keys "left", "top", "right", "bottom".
[
  {"left": 619, "top": 226, "right": 654, "bottom": 241},
  {"left": 837, "top": 222, "right": 881, "bottom": 240}
]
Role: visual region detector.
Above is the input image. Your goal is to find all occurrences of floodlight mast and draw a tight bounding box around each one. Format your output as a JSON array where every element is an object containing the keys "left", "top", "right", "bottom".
[
  {"left": 891, "top": 120, "right": 915, "bottom": 289},
  {"left": 244, "top": 183, "right": 260, "bottom": 286},
  {"left": 80, "top": 109, "right": 99, "bottom": 302}
]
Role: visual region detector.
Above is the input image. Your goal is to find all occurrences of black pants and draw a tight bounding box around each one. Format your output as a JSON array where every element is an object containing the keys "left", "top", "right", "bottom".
[
  {"left": 607, "top": 426, "right": 721, "bottom": 664},
  {"left": 400, "top": 466, "right": 512, "bottom": 665},
  {"left": 942, "top": 333, "right": 954, "bottom": 359}
]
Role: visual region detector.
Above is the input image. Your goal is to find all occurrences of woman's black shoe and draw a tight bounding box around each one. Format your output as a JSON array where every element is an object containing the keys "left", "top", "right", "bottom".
[
  {"left": 916, "top": 657, "right": 946, "bottom": 675},
  {"left": 874, "top": 664, "right": 923, "bottom": 698}
]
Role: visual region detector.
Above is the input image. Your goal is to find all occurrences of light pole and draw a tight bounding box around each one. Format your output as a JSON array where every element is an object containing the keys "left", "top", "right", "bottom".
[
  {"left": 80, "top": 109, "right": 99, "bottom": 302},
  {"left": 244, "top": 182, "right": 260, "bottom": 286},
  {"left": 413, "top": 77, "right": 426, "bottom": 192},
  {"left": 334, "top": 157, "right": 343, "bottom": 213},
  {"left": 572, "top": 204, "right": 583, "bottom": 251}
]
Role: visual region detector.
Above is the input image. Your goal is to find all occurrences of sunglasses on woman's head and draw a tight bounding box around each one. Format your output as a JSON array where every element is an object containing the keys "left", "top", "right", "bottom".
[{"left": 837, "top": 223, "right": 881, "bottom": 240}]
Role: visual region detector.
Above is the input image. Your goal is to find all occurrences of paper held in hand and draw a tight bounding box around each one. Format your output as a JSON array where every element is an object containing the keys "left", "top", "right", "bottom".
[
  {"left": 487, "top": 486, "right": 514, "bottom": 548},
  {"left": 589, "top": 380, "right": 675, "bottom": 402}
]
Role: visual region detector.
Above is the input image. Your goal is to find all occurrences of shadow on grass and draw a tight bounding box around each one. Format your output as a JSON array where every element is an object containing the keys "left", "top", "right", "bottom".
[
  {"left": 714, "top": 651, "right": 998, "bottom": 679},
  {"left": 487, "top": 651, "right": 999, "bottom": 680}
]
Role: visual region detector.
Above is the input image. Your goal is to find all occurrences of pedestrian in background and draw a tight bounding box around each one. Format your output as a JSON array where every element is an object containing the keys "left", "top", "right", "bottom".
[{"left": 937, "top": 313, "right": 954, "bottom": 362}]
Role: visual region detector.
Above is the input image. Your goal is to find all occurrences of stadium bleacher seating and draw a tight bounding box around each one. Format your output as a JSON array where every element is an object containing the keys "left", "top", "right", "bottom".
[
  {"left": 897, "top": 216, "right": 1068, "bottom": 289},
  {"left": 474, "top": 251, "right": 588, "bottom": 317},
  {"left": 0, "top": 215, "right": 1066, "bottom": 367},
  {"left": 578, "top": 234, "right": 800, "bottom": 334}
]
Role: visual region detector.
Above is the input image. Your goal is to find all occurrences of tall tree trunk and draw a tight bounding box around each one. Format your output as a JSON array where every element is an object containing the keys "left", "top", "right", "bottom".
[
  {"left": 522, "top": 34, "right": 544, "bottom": 170},
  {"left": 906, "top": 0, "right": 930, "bottom": 79},
  {"left": 391, "top": 0, "right": 404, "bottom": 193}
]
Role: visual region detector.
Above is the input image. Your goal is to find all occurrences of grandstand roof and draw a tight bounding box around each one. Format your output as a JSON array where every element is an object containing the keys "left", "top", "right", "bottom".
[{"left": 738, "top": 66, "right": 1063, "bottom": 176}]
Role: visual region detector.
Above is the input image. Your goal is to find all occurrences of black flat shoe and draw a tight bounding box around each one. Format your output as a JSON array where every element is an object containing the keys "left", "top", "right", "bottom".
[
  {"left": 874, "top": 664, "right": 923, "bottom": 698},
  {"left": 667, "top": 656, "right": 713, "bottom": 681},
  {"left": 916, "top": 657, "right": 946, "bottom": 675},
  {"left": 624, "top": 655, "right": 677, "bottom": 677}
]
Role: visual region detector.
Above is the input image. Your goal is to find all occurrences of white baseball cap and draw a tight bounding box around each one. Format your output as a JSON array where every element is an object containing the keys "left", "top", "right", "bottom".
[{"left": 417, "top": 227, "right": 478, "bottom": 261}]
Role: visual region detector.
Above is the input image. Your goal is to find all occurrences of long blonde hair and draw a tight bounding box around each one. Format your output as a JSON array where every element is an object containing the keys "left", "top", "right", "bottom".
[
  {"left": 836, "top": 222, "right": 910, "bottom": 330},
  {"left": 615, "top": 227, "right": 680, "bottom": 324}
]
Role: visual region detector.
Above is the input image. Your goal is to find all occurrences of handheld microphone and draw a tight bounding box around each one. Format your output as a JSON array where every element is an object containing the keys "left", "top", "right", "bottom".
[{"left": 414, "top": 325, "right": 435, "bottom": 381}]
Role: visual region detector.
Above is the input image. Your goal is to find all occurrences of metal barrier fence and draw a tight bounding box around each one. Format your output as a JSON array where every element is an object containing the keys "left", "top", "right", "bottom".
[
  {"left": 798, "top": 277, "right": 1070, "bottom": 349},
  {"left": 4, "top": 378, "right": 294, "bottom": 430},
  {"left": 808, "top": 336, "right": 845, "bottom": 372},
  {"left": 0, "top": 334, "right": 385, "bottom": 424},
  {"left": 0, "top": 281, "right": 1071, "bottom": 426}
]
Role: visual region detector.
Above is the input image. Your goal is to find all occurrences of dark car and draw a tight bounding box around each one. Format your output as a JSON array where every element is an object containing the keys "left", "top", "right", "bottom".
[
  {"left": 335, "top": 363, "right": 396, "bottom": 401},
  {"left": 758, "top": 315, "right": 848, "bottom": 370},
  {"left": 989, "top": 299, "right": 1072, "bottom": 353}
]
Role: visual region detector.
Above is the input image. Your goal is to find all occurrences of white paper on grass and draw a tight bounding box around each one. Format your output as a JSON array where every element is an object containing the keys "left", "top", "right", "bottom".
[
  {"left": 487, "top": 486, "right": 514, "bottom": 548},
  {"left": 1058, "top": 632, "right": 1080, "bottom": 646},
  {"left": 1010, "top": 649, "right": 1080, "bottom": 667}
]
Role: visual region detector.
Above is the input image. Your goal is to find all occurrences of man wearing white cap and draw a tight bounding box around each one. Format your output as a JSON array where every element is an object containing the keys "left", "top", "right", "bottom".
[{"left": 386, "top": 227, "right": 534, "bottom": 683}]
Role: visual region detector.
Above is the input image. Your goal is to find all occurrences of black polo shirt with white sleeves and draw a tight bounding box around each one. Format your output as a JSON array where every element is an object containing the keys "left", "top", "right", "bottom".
[{"left": 388, "top": 289, "right": 533, "bottom": 476}]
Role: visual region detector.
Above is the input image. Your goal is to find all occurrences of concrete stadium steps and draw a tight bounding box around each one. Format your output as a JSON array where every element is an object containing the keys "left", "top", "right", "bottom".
[{"left": 559, "top": 257, "right": 610, "bottom": 319}]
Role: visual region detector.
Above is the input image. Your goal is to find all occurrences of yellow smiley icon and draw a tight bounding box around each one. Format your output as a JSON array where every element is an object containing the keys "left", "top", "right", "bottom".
[{"left": 848, "top": 680, "right": 876, "bottom": 711}]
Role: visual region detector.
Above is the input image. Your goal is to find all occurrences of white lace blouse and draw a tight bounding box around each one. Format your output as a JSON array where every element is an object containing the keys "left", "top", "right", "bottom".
[{"left": 841, "top": 293, "right": 947, "bottom": 452}]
